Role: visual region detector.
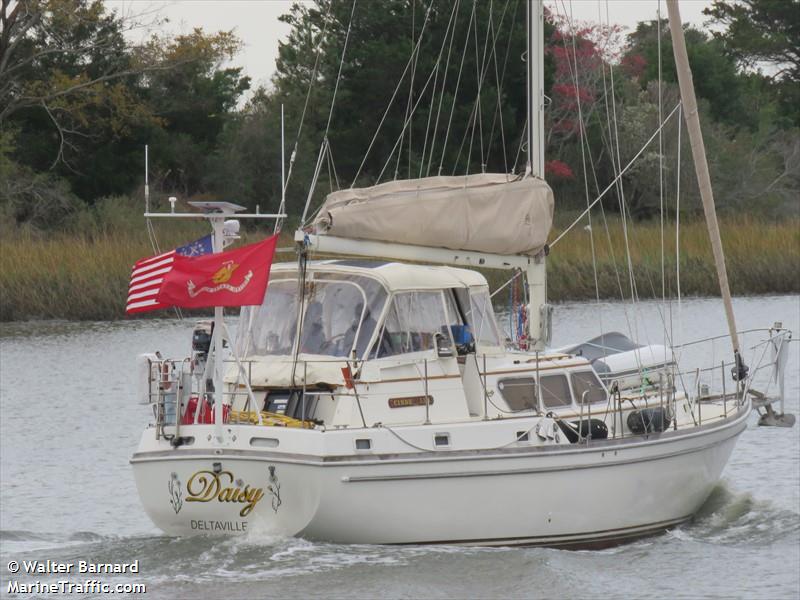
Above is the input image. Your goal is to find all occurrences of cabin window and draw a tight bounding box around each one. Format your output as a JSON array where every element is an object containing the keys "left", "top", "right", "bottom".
[
  {"left": 455, "top": 288, "right": 501, "bottom": 346},
  {"left": 497, "top": 377, "right": 537, "bottom": 411},
  {"left": 240, "top": 279, "right": 299, "bottom": 356},
  {"left": 539, "top": 374, "right": 572, "bottom": 409},
  {"left": 299, "top": 280, "right": 366, "bottom": 357},
  {"left": 434, "top": 433, "right": 450, "bottom": 447},
  {"left": 355, "top": 438, "right": 372, "bottom": 450},
  {"left": 371, "top": 291, "right": 453, "bottom": 358},
  {"left": 571, "top": 371, "right": 607, "bottom": 405}
]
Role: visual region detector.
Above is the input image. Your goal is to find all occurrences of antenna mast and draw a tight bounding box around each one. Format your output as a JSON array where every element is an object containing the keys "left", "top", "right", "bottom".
[{"left": 144, "top": 145, "right": 150, "bottom": 213}]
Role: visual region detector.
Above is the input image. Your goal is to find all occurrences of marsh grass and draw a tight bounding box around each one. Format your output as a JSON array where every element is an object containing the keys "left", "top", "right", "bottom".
[{"left": 1, "top": 216, "right": 797, "bottom": 321}]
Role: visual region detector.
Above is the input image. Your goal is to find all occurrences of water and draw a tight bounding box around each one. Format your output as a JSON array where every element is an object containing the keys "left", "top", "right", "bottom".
[{"left": 1, "top": 296, "right": 798, "bottom": 599}]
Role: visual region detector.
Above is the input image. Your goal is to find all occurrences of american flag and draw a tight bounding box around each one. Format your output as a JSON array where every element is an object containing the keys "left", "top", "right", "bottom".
[{"left": 126, "top": 235, "right": 213, "bottom": 314}]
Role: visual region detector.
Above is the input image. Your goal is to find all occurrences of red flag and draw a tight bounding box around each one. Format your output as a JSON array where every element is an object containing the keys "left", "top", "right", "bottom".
[{"left": 157, "top": 235, "right": 278, "bottom": 309}]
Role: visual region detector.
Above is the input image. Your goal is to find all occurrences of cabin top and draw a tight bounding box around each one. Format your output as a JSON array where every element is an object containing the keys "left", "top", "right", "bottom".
[{"left": 270, "top": 260, "right": 489, "bottom": 292}]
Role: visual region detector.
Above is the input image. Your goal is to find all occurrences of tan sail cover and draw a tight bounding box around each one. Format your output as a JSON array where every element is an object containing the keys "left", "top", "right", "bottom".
[{"left": 313, "top": 173, "right": 554, "bottom": 256}]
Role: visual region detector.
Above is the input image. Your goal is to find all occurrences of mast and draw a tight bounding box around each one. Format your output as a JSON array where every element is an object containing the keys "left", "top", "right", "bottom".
[
  {"left": 526, "top": 0, "right": 549, "bottom": 351},
  {"left": 526, "top": 0, "right": 545, "bottom": 179},
  {"left": 666, "top": 1, "right": 747, "bottom": 380}
]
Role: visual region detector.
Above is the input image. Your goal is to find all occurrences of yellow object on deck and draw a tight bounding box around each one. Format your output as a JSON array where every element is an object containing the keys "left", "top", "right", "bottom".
[{"left": 228, "top": 410, "right": 315, "bottom": 428}]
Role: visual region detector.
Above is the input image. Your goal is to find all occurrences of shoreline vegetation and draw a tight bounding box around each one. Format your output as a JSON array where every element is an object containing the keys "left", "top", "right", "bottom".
[
  {"left": 1, "top": 214, "right": 797, "bottom": 322},
  {"left": 2, "top": 2, "right": 798, "bottom": 322}
]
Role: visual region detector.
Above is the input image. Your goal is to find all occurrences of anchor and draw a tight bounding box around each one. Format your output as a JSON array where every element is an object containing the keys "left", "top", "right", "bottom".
[{"left": 751, "top": 324, "right": 795, "bottom": 428}]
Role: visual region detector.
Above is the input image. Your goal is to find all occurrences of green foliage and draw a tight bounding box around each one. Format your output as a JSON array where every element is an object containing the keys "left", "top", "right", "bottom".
[
  {"left": 0, "top": 0, "right": 249, "bottom": 209},
  {"left": 625, "top": 20, "right": 750, "bottom": 127},
  {"left": 704, "top": 0, "right": 800, "bottom": 126}
]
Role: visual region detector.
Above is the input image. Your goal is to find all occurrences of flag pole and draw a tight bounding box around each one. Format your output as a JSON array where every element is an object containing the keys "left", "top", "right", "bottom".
[{"left": 211, "top": 215, "right": 226, "bottom": 445}]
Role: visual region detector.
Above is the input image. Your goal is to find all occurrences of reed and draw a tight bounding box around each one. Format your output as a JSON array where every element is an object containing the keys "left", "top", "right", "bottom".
[
  {"left": 1, "top": 217, "right": 797, "bottom": 321},
  {"left": 540, "top": 216, "right": 800, "bottom": 301}
]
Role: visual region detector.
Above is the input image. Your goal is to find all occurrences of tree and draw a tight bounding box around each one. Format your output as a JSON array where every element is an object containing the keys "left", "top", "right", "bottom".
[
  {"left": 142, "top": 29, "right": 250, "bottom": 197},
  {"left": 704, "top": 0, "right": 800, "bottom": 126},
  {"left": 217, "top": 0, "right": 555, "bottom": 217},
  {"left": 625, "top": 20, "right": 750, "bottom": 127},
  {"left": 0, "top": 0, "right": 248, "bottom": 204}
]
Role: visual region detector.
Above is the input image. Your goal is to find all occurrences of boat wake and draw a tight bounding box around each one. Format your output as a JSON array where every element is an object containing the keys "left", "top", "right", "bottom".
[
  {"left": 2, "top": 480, "right": 796, "bottom": 587},
  {"left": 672, "top": 481, "right": 799, "bottom": 546}
]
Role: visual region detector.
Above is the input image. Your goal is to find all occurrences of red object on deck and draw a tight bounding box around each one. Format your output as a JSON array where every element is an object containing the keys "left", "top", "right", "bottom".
[
  {"left": 181, "top": 396, "right": 230, "bottom": 424},
  {"left": 341, "top": 366, "right": 355, "bottom": 389}
]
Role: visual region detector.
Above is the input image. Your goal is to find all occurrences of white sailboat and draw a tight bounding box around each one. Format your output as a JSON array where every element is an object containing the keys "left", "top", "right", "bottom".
[{"left": 130, "top": 0, "right": 793, "bottom": 547}]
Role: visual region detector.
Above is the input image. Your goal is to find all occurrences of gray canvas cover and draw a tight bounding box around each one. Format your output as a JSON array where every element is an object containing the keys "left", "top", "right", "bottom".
[{"left": 312, "top": 173, "right": 554, "bottom": 256}]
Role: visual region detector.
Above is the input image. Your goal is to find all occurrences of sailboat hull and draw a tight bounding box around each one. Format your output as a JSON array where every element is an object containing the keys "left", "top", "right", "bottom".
[{"left": 131, "top": 408, "right": 746, "bottom": 547}]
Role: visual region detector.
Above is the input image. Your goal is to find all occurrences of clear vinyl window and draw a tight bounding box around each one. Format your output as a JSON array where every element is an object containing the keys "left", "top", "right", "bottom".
[
  {"left": 238, "top": 272, "right": 387, "bottom": 359},
  {"left": 371, "top": 291, "right": 453, "bottom": 358},
  {"left": 455, "top": 287, "right": 501, "bottom": 346}
]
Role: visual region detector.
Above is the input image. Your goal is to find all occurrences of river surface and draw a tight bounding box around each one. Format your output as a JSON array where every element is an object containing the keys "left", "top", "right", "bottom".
[{"left": 1, "top": 296, "right": 798, "bottom": 599}]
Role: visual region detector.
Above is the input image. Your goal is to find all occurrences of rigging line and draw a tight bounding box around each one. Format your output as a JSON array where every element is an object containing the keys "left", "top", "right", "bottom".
[
  {"left": 476, "top": 0, "right": 493, "bottom": 172},
  {"left": 323, "top": 0, "right": 357, "bottom": 140},
  {"left": 425, "top": 0, "right": 462, "bottom": 177},
  {"left": 378, "top": 3, "right": 466, "bottom": 183},
  {"left": 328, "top": 142, "right": 341, "bottom": 190},
  {"left": 658, "top": 0, "right": 666, "bottom": 353},
  {"left": 301, "top": 137, "right": 328, "bottom": 226},
  {"left": 281, "top": 2, "right": 332, "bottom": 216},
  {"left": 396, "top": 0, "right": 421, "bottom": 180},
  {"left": 418, "top": 59, "right": 441, "bottom": 178},
  {"left": 559, "top": 0, "right": 604, "bottom": 348},
  {"left": 460, "top": 3, "right": 489, "bottom": 175},
  {"left": 418, "top": 0, "right": 462, "bottom": 178},
  {"left": 351, "top": 0, "right": 434, "bottom": 187},
  {"left": 512, "top": 116, "right": 528, "bottom": 173},
  {"left": 573, "top": 21, "right": 634, "bottom": 356},
  {"left": 326, "top": 141, "right": 335, "bottom": 192},
  {"left": 601, "top": 4, "right": 655, "bottom": 357},
  {"left": 455, "top": 0, "right": 497, "bottom": 175},
  {"left": 375, "top": 52, "right": 447, "bottom": 184},
  {"left": 596, "top": 0, "right": 632, "bottom": 312},
  {"left": 438, "top": 0, "right": 477, "bottom": 176},
  {"left": 408, "top": 1, "right": 419, "bottom": 179},
  {"left": 490, "top": 268, "right": 523, "bottom": 298},
  {"left": 581, "top": 3, "right": 637, "bottom": 344},
  {"left": 483, "top": 0, "right": 515, "bottom": 173},
  {"left": 551, "top": 101, "right": 681, "bottom": 247},
  {"left": 674, "top": 103, "right": 684, "bottom": 362},
  {"left": 304, "top": 0, "right": 357, "bottom": 210}
]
